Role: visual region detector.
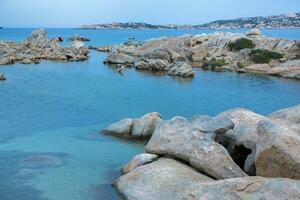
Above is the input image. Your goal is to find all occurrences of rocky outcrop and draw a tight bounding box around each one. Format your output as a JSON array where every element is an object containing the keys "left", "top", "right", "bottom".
[
  {"left": 184, "top": 176, "right": 300, "bottom": 200},
  {"left": 113, "top": 158, "right": 214, "bottom": 200},
  {"left": 110, "top": 104, "right": 300, "bottom": 199},
  {"left": 0, "top": 29, "right": 89, "bottom": 65},
  {"left": 101, "top": 112, "right": 162, "bottom": 139},
  {"left": 104, "top": 29, "right": 300, "bottom": 79}
]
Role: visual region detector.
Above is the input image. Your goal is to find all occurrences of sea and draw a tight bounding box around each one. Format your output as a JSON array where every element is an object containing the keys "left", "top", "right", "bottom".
[{"left": 0, "top": 28, "right": 300, "bottom": 200}]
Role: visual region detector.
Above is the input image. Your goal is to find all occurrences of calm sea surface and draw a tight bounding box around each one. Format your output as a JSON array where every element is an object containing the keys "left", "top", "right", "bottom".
[{"left": 0, "top": 28, "right": 300, "bottom": 200}]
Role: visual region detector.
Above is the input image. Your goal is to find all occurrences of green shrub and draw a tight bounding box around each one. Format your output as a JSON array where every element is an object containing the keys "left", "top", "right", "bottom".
[
  {"left": 228, "top": 38, "right": 255, "bottom": 51},
  {"left": 202, "top": 58, "right": 226, "bottom": 69},
  {"left": 250, "top": 49, "right": 283, "bottom": 63},
  {"left": 237, "top": 62, "right": 245, "bottom": 68}
]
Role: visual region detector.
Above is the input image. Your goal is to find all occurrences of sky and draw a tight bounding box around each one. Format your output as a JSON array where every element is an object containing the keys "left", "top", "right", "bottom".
[{"left": 0, "top": 0, "right": 299, "bottom": 28}]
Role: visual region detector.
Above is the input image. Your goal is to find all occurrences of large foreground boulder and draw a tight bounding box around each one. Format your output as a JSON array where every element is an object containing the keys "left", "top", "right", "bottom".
[
  {"left": 145, "top": 117, "right": 247, "bottom": 179},
  {"left": 101, "top": 112, "right": 162, "bottom": 139},
  {"left": 113, "top": 158, "right": 214, "bottom": 200},
  {"left": 255, "top": 119, "right": 300, "bottom": 179},
  {"left": 184, "top": 176, "right": 300, "bottom": 200}
]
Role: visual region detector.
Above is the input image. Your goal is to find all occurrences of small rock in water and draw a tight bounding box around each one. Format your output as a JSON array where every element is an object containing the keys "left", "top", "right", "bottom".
[
  {"left": 19, "top": 154, "right": 65, "bottom": 169},
  {"left": 16, "top": 168, "right": 37, "bottom": 179}
]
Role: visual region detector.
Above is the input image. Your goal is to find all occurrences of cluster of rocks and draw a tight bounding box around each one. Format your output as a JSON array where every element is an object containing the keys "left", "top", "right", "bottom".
[
  {"left": 69, "top": 34, "right": 90, "bottom": 42},
  {"left": 0, "top": 29, "right": 89, "bottom": 65},
  {"left": 89, "top": 45, "right": 112, "bottom": 52},
  {"left": 103, "top": 29, "right": 300, "bottom": 79},
  {"left": 101, "top": 104, "right": 300, "bottom": 199}
]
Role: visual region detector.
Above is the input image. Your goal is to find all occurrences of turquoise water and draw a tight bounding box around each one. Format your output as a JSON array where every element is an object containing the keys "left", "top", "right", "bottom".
[{"left": 0, "top": 29, "right": 300, "bottom": 200}]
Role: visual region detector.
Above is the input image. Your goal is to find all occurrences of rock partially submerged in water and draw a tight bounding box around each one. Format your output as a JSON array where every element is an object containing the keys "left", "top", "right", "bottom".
[
  {"left": 101, "top": 112, "right": 162, "bottom": 139},
  {"left": 0, "top": 29, "right": 89, "bottom": 65},
  {"left": 104, "top": 52, "right": 135, "bottom": 65},
  {"left": 114, "top": 158, "right": 214, "bottom": 200},
  {"left": 184, "top": 176, "right": 300, "bottom": 200},
  {"left": 89, "top": 45, "right": 112, "bottom": 52},
  {"left": 168, "top": 62, "right": 195, "bottom": 77},
  {"left": 112, "top": 104, "right": 300, "bottom": 199},
  {"left": 19, "top": 154, "right": 65, "bottom": 169},
  {"left": 69, "top": 34, "right": 90, "bottom": 42}
]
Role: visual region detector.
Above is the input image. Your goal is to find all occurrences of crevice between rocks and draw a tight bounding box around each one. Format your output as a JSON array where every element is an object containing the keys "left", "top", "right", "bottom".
[{"left": 214, "top": 133, "right": 255, "bottom": 176}]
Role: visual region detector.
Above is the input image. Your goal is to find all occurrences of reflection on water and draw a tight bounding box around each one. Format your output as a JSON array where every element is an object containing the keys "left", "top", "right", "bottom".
[{"left": 0, "top": 29, "right": 300, "bottom": 200}]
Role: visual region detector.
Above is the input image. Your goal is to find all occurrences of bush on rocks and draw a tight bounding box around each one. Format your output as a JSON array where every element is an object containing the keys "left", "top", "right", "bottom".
[
  {"left": 250, "top": 49, "right": 283, "bottom": 64},
  {"left": 237, "top": 62, "right": 246, "bottom": 68},
  {"left": 228, "top": 38, "right": 255, "bottom": 51},
  {"left": 202, "top": 58, "right": 226, "bottom": 70}
]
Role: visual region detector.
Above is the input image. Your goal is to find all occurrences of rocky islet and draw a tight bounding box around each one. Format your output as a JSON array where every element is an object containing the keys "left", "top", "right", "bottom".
[{"left": 0, "top": 29, "right": 89, "bottom": 65}]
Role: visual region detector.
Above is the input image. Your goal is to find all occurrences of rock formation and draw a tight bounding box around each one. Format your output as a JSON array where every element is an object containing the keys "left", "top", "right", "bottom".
[
  {"left": 103, "top": 29, "right": 300, "bottom": 79},
  {"left": 0, "top": 29, "right": 89, "bottom": 65},
  {"left": 103, "top": 104, "right": 300, "bottom": 199},
  {"left": 101, "top": 112, "right": 162, "bottom": 139}
]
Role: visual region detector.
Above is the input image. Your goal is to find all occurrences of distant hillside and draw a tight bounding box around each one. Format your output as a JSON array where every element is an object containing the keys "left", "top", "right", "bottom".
[
  {"left": 81, "top": 13, "right": 300, "bottom": 29},
  {"left": 199, "top": 13, "right": 300, "bottom": 29},
  {"left": 81, "top": 22, "right": 192, "bottom": 29}
]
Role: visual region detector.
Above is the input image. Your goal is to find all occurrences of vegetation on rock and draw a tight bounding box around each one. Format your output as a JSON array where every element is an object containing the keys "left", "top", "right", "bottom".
[
  {"left": 250, "top": 49, "right": 283, "bottom": 63},
  {"left": 228, "top": 38, "right": 255, "bottom": 51},
  {"left": 202, "top": 58, "right": 226, "bottom": 69},
  {"left": 237, "top": 62, "right": 246, "bottom": 68}
]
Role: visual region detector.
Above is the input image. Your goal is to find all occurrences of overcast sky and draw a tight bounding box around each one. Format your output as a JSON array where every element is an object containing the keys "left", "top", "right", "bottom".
[{"left": 0, "top": 0, "right": 299, "bottom": 28}]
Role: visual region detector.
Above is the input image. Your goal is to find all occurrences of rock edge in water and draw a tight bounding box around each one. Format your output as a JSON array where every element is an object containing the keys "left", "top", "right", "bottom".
[
  {"left": 105, "top": 104, "right": 300, "bottom": 199},
  {"left": 0, "top": 29, "right": 89, "bottom": 65},
  {"left": 103, "top": 29, "right": 300, "bottom": 79}
]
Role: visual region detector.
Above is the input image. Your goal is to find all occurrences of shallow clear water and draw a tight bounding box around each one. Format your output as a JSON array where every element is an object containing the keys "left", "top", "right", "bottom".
[{"left": 0, "top": 28, "right": 300, "bottom": 200}]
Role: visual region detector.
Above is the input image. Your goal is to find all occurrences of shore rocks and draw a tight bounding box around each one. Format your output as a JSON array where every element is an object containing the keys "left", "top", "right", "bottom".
[
  {"left": 255, "top": 119, "right": 300, "bottom": 179},
  {"left": 113, "top": 158, "right": 214, "bottom": 200},
  {"left": 145, "top": 117, "right": 247, "bottom": 179},
  {"left": 89, "top": 45, "right": 112, "bottom": 52},
  {"left": 184, "top": 177, "right": 300, "bottom": 200},
  {"left": 213, "top": 108, "right": 266, "bottom": 175},
  {"left": 111, "top": 104, "right": 300, "bottom": 199},
  {"left": 168, "top": 62, "right": 195, "bottom": 77},
  {"left": 101, "top": 112, "right": 162, "bottom": 139},
  {"left": 121, "top": 153, "right": 159, "bottom": 174},
  {"left": 105, "top": 29, "right": 300, "bottom": 80},
  {"left": 104, "top": 52, "right": 135, "bottom": 65},
  {"left": 0, "top": 29, "right": 89, "bottom": 65},
  {"left": 136, "top": 59, "right": 170, "bottom": 71},
  {"left": 69, "top": 34, "right": 90, "bottom": 42}
]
